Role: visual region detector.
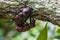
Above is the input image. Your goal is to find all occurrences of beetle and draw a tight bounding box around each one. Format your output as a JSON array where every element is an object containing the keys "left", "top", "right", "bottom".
[{"left": 14, "top": 2, "right": 35, "bottom": 32}]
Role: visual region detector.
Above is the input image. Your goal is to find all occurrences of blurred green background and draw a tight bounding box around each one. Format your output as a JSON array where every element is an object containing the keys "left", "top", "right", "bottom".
[{"left": 0, "top": 19, "right": 60, "bottom": 40}]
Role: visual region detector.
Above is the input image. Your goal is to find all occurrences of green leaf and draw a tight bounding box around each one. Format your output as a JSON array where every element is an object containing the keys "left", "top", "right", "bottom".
[
  {"left": 55, "top": 26, "right": 60, "bottom": 35},
  {"left": 36, "top": 22, "right": 48, "bottom": 40}
]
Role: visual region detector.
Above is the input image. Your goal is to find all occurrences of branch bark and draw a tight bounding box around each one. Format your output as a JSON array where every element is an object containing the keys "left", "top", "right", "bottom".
[
  {"left": 34, "top": 11, "right": 60, "bottom": 26},
  {"left": 0, "top": 2, "right": 60, "bottom": 26}
]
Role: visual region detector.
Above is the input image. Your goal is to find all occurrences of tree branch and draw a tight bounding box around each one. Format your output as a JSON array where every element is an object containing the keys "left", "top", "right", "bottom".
[
  {"left": 33, "top": 10, "right": 60, "bottom": 26},
  {"left": 0, "top": 1, "right": 60, "bottom": 27}
]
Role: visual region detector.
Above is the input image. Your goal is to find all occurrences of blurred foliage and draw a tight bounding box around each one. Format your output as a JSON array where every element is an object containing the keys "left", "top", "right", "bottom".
[
  {"left": 0, "top": 19, "right": 57, "bottom": 40},
  {"left": 0, "top": 19, "right": 48, "bottom": 40},
  {"left": 55, "top": 26, "right": 60, "bottom": 35},
  {"left": 0, "top": 19, "right": 14, "bottom": 30}
]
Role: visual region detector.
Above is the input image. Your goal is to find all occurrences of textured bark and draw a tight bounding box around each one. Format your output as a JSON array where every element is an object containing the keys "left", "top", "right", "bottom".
[
  {"left": 34, "top": 11, "right": 60, "bottom": 26},
  {"left": 0, "top": 1, "right": 60, "bottom": 26}
]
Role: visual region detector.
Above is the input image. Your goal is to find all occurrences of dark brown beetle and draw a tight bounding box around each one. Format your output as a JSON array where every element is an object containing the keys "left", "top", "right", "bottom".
[{"left": 14, "top": 1, "right": 35, "bottom": 32}]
